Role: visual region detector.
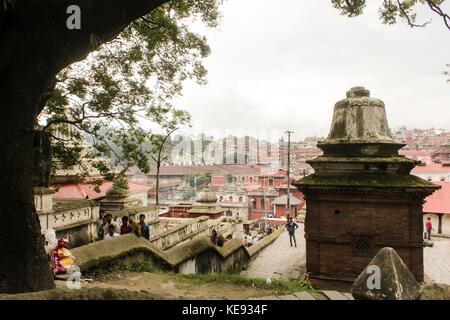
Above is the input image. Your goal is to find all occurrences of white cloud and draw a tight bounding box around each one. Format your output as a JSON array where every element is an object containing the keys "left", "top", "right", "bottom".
[{"left": 174, "top": 0, "right": 450, "bottom": 140}]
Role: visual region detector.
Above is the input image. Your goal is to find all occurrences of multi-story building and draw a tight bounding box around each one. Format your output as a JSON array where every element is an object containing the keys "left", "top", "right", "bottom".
[{"left": 217, "top": 183, "right": 249, "bottom": 220}]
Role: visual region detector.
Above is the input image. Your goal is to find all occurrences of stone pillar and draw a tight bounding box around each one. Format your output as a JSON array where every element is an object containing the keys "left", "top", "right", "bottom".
[
  {"left": 438, "top": 213, "right": 443, "bottom": 234},
  {"left": 294, "top": 87, "right": 440, "bottom": 288}
]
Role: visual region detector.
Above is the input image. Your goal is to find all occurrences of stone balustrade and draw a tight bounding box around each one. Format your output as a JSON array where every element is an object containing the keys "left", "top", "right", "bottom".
[
  {"left": 35, "top": 186, "right": 238, "bottom": 252},
  {"left": 151, "top": 216, "right": 210, "bottom": 250},
  {"left": 71, "top": 233, "right": 251, "bottom": 275},
  {"left": 38, "top": 199, "right": 100, "bottom": 247}
]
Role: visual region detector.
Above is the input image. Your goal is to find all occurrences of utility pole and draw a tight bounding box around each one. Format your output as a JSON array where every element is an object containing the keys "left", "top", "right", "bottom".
[
  {"left": 285, "top": 130, "right": 294, "bottom": 220},
  {"left": 262, "top": 175, "right": 267, "bottom": 232}
]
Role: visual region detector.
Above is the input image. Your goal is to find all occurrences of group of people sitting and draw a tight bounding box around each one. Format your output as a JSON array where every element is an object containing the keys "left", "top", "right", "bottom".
[
  {"left": 210, "top": 229, "right": 233, "bottom": 247},
  {"left": 97, "top": 213, "right": 150, "bottom": 241},
  {"left": 265, "top": 224, "right": 279, "bottom": 236},
  {"left": 42, "top": 212, "right": 151, "bottom": 277},
  {"left": 243, "top": 234, "right": 261, "bottom": 247},
  {"left": 243, "top": 224, "right": 281, "bottom": 247}
]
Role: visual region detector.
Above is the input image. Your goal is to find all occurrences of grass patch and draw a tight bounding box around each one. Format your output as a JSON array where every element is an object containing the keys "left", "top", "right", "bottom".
[
  {"left": 175, "top": 273, "right": 313, "bottom": 293},
  {"left": 85, "top": 261, "right": 155, "bottom": 279}
]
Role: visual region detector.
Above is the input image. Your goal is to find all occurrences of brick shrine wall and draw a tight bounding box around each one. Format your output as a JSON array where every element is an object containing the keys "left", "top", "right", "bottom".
[{"left": 304, "top": 193, "right": 425, "bottom": 281}]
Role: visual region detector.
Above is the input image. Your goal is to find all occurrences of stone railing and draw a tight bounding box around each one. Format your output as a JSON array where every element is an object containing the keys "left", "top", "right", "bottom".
[
  {"left": 246, "top": 227, "right": 285, "bottom": 257},
  {"left": 38, "top": 199, "right": 100, "bottom": 247},
  {"left": 34, "top": 187, "right": 54, "bottom": 214},
  {"left": 151, "top": 216, "right": 210, "bottom": 250},
  {"left": 72, "top": 233, "right": 251, "bottom": 275}
]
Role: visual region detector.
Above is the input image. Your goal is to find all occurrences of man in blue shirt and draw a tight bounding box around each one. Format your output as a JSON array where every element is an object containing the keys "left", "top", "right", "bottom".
[{"left": 139, "top": 214, "right": 150, "bottom": 240}]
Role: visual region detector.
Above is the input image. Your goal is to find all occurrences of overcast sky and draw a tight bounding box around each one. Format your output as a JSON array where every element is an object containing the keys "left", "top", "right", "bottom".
[{"left": 172, "top": 0, "right": 450, "bottom": 141}]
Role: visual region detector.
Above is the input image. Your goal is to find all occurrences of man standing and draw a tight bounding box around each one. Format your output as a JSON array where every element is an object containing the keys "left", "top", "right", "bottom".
[
  {"left": 103, "top": 213, "right": 119, "bottom": 237},
  {"left": 97, "top": 215, "right": 107, "bottom": 240},
  {"left": 120, "top": 216, "right": 132, "bottom": 235},
  {"left": 285, "top": 217, "right": 299, "bottom": 247},
  {"left": 425, "top": 217, "right": 434, "bottom": 240},
  {"left": 139, "top": 214, "right": 150, "bottom": 240},
  {"left": 105, "top": 224, "right": 120, "bottom": 240}
]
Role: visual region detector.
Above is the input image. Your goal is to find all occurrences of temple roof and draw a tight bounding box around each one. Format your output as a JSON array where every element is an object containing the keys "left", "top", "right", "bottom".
[
  {"left": 52, "top": 181, "right": 151, "bottom": 200},
  {"left": 423, "top": 182, "right": 450, "bottom": 214},
  {"left": 272, "top": 195, "right": 302, "bottom": 206}
]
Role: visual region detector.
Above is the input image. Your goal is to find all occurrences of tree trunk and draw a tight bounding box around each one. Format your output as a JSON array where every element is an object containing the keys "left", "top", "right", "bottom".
[
  {"left": 0, "top": 0, "right": 169, "bottom": 293},
  {"left": 156, "top": 159, "right": 161, "bottom": 206},
  {"left": 0, "top": 75, "right": 55, "bottom": 293}
]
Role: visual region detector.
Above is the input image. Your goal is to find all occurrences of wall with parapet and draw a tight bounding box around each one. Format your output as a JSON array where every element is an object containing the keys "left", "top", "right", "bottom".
[
  {"left": 37, "top": 198, "right": 100, "bottom": 248},
  {"left": 71, "top": 234, "right": 251, "bottom": 275},
  {"left": 151, "top": 216, "right": 211, "bottom": 250}
]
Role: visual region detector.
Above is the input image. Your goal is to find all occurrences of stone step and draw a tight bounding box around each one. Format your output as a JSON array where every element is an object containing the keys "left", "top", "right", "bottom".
[
  {"left": 254, "top": 296, "right": 281, "bottom": 300},
  {"left": 321, "top": 290, "right": 351, "bottom": 300},
  {"left": 278, "top": 294, "right": 299, "bottom": 300},
  {"left": 342, "top": 292, "right": 355, "bottom": 300},
  {"left": 293, "top": 291, "right": 316, "bottom": 300},
  {"left": 248, "top": 290, "right": 353, "bottom": 301}
]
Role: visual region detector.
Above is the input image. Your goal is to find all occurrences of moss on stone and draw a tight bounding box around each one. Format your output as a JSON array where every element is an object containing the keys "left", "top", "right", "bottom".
[
  {"left": 71, "top": 233, "right": 250, "bottom": 275},
  {"left": 53, "top": 199, "right": 98, "bottom": 211},
  {"left": 0, "top": 287, "right": 160, "bottom": 300},
  {"left": 294, "top": 174, "right": 440, "bottom": 189},
  {"left": 33, "top": 187, "right": 55, "bottom": 195},
  {"left": 309, "top": 156, "right": 417, "bottom": 164},
  {"left": 106, "top": 185, "right": 130, "bottom": 199}
]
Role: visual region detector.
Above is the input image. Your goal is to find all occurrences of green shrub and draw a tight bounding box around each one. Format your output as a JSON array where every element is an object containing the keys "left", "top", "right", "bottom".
[{"left": 175, "top": 273, "right": 313, "bottom": 293}]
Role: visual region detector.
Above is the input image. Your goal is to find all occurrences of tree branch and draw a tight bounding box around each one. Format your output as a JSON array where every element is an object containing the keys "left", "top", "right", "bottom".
[
  {"left": 425, "top": 0, "right": 450, "bottom": 30},
  {"left": 396, "top": 0, "right": 430, "bottom": 28}
]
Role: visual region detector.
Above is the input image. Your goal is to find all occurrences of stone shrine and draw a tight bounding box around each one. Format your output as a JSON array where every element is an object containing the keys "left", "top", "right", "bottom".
[
  {"left": 188, "top": 185, "right": 224, "bottom": 219},
  {"left": 294, "top": 87, "right": 439, "bottom": 288}
]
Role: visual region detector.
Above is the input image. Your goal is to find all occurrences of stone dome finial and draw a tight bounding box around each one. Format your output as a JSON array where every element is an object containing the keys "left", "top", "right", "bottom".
[
  {"left": 319, "top": 87, "right": 403, "bottom": 156},
  {"left": 327, "top": 87, "right": 396, "bottom": 143},
  {"left": 196, "top": 184, "right": 217, "bottom": 203},
  {"left": 346, "top": 86, "right": 370, "bottom": 98}
]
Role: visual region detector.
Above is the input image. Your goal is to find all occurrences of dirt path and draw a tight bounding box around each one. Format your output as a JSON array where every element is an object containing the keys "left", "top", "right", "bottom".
[{"left": 55, "top": 271, "right": 282, "bottom": 300}]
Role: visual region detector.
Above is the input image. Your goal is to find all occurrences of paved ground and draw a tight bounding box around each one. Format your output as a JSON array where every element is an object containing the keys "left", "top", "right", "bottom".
[
  {"left": 242, "top": 224, "right": 449, "bottom": 286},
  {"left": 242, "top": 225, "right": 306, "bottom": 281},
  {"left": 424, "top": 236, "right": 450, "bottom": 285},
  {"left": 250, "top": 290, "right": 354, "bottom": 301}
]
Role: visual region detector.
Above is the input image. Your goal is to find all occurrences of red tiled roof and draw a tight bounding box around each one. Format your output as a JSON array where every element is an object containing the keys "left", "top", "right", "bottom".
[
  {"left": 423, "top": 182, "right": 450, "bottom": 215},
  {"left": 147, "top": 164, "right": 262, "bottom": 176},
  {"left": 244, "top": 184, "right": 262, "bottom": 192},
  {"left": 261, "top": 169, "right": 286, "bottom": 177},
  {"left": 412, "top": 163, "right": 450, "bottom": 173},
  {"left": 52, "top": 181, "right": 151, "bottom": 200},
  {"left": 399, "top": 150, "right": 435, "bottom": 157}
]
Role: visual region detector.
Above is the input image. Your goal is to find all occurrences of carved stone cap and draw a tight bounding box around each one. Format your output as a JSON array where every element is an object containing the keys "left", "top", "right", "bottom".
[
  {"left": 325, "top": 86, "right": 397, "bottom": 144},
  {"left": 346, "top": 86, "right": 370, "bottom": 98}
]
